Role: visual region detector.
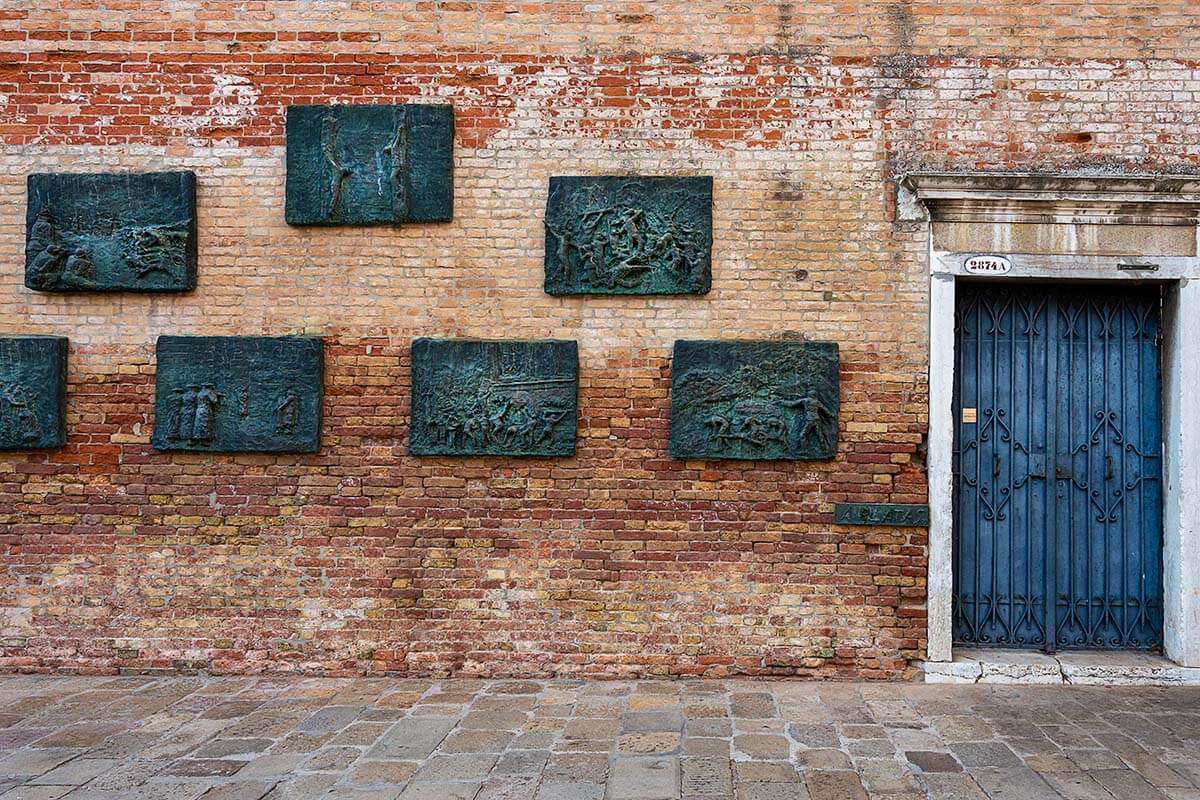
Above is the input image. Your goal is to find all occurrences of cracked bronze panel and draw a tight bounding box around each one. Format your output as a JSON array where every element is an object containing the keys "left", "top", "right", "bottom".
[{"left": 285, "top": 104, "right": 453, "bottom": 225}]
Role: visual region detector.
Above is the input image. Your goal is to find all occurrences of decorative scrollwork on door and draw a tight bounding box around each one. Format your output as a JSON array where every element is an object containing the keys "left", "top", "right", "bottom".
[
  {"left": 1065, "top": 410, "right": 1160, "bottom": 524},
  {"left": 958, "top": 408, "right": 1037, "bottom": 523}
]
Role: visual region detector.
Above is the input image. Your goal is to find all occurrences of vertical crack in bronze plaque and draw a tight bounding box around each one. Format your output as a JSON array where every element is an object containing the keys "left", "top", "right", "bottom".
[
  {"left": 670, "top": 340, "right": 839, "bottom": 461},
  {"left": 152, "top": 336, "right": 324, "bottom": 453},
  {"left": 285, "top": 104, "right": 453, "bottom": 225},
  {"left": 544, "top": 176, "right": 713, "bottom": 295},
  {"left": 25, "top": 172, "right": 197, "bottom": 293},
  {"left": 410, "top": 338, "right": 578, "bottom": 457},
  {"left": 0, "top": 336, "right": 67, "bottom": 450}
]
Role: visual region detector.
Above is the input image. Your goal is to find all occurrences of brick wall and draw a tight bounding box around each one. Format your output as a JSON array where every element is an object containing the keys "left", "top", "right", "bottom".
[{"left": 1, "top": 2, "right": 1196, "bottom": 678}]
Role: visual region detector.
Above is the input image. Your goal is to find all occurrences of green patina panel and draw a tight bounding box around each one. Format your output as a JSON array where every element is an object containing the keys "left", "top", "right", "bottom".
[
  {"left": 152, "top": 336, "right": 323, "bottom": 453},
  {"left": 0, "top": 336, "right": 67, "bottom": 450},
  {"left": 26, "top": 172, "right": 197, "bottom": 293},
  {"left": 285, "top": 104, "right": 454, "bottom": 225},
  {"left": 670, "top": 340, "right": 839, "bottom": 461},
  {"left": 410, "top": 338, "right": 578, "bottom": 457},
  {"left": 544, "top": 176, "right": 712, "bottom": 295},
  {"left": 834, "top": 502, "right": 930, "bottom": 527}
]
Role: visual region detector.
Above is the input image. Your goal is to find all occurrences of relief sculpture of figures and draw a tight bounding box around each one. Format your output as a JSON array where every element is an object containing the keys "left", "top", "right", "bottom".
[
  {"left": 0, "top": 336, "right": 67, "bottom": 450},
  {"left": 544, "top": 176, "right": 713, "bottom": 295},
  {"left": 285, "top": 104, "right": 452, "bottom": 225},
  {"left": 410, "top": 339, "right": 578, "bottom": 457},
  {"left": 319, "top": 112, "right": 353, "bottom": 223},
  {"left": 274, "top": 389, "right": 300, "bottom": 435},
  {"left": 0, "top": 381, "right": 41, "bottom": 446},
  {"left": 152, "top": 336, "right": 323, "bottom": 453},
  {"left": 164, "top": 384, "right": 224, "bottom": 444},
  {"left": 25, "top": 172, "right": 197, "bottom": 292},
  {"left": 670, "top": 339, "right": 839, "bottom": 461}
]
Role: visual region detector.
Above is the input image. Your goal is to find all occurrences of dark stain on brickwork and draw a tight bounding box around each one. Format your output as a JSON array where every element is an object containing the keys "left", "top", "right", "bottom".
[
  {"left": 776, "top": 2, "right": 795, "bottom": 55},
  {"left": 771, "top": 174, "right": 805, "bottom": 202},
  {"left": 914, "top": 431, "right": 928, "bottom": 470},
  {"left": 1055, "top": 131, "right": 1095, "bottom": 144},
  {"left": 887, "top": 1, "right": 915, "bottom": 55}
]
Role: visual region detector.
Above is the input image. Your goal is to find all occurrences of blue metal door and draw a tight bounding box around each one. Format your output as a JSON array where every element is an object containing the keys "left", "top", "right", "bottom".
[{"left": 952, "top": 282, "right": 1163, "bottom": 651}]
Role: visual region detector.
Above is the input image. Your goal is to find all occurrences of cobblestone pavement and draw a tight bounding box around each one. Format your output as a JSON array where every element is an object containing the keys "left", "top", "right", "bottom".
[{"left": 0, "top": 676, "right": 1197, "bottom": 800}]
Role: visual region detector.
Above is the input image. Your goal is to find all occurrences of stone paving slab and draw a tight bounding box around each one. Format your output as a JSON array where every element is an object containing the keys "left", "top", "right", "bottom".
[{"left": 0, "top": 677, "right": 1196, "bottom": 799}]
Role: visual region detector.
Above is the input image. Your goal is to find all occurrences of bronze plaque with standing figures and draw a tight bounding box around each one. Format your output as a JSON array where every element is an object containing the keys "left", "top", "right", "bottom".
[{"left": 152, "top": 336, "right": 323, "bottom": 453}]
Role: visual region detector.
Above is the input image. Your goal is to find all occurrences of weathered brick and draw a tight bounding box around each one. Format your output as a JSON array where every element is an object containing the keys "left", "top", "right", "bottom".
[{"left": 1, "top": 1, "right": 1193, "bottom": 679}]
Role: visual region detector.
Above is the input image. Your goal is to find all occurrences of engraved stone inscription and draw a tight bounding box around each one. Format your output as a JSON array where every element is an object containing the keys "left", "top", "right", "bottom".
[
  {"left": 285, "top": 104, "right": 453, "bottom": 225},
  {"left": 410, "top": 338, "right": 578, "bottom": 457},
  {"left": 544, "top": 176, "right": 712, "bottom": 295},
  {"left": 0, "top": 336, "right": 67, "bottom": 450},
  {"left": 834, "top": 502, "right": 930, "bottom": 527},
  {"left": 25, "top": 172, "right": 197, "bottom": 292},
  {"left": 152, "top": 336, "right": 323, "bottom": 453},
  {"left": 670, "top": 340, "right": 839, "bottom": 461}
]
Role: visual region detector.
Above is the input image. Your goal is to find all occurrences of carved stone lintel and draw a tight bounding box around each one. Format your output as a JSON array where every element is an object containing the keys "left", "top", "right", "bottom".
[
  {"left": 0, "top": 336, "right": 67, "bottom": 450},
  {"left": 25, "top": 172, "right": 197, "bottom": 293},
  {"left": 670, "top": 339, "right": 839, "bottom": 461},
  {"left": 410, "top": 338, "right": 578, "bottom": 457},
  {"left": 285, "top": 104, "right": 453, "bottom": 225},
  {"left": 152, "top": 336, "right": 323, "bottom": 453},
  {"left": 544, "top": 176, "right": 712, "bottom": 295}
]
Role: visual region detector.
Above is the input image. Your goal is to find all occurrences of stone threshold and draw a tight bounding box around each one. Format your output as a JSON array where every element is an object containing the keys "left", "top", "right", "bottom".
[{"left": 921, "top": 648, "right": 1200, "bottom": 685}]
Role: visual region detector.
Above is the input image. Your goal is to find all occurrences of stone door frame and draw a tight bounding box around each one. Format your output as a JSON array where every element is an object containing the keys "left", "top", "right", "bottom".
[{"left": 899, "top": 173, "right": 1200, "bottom": 667}]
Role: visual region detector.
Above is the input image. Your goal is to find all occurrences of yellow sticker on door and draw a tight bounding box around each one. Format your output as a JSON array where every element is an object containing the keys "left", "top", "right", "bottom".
[{"left": 962, "top": 407, "right": 978, "bottom": 423}]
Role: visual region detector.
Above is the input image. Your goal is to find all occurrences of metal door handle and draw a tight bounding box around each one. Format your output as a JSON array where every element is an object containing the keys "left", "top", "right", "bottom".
[
  {"left": 993, "top": 454, "right": 1001, "bottom": 477},
  {"left": 1106, "top": 455, "right": 1113, "bottom": 480}
]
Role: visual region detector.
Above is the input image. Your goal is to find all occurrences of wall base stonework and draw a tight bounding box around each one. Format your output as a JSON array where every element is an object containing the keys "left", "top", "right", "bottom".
[{"left": 923, "top": 650, "right": 1200, "bottom": 686}]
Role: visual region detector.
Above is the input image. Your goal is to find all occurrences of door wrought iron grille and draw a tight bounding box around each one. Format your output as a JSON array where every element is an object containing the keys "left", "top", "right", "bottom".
[{"left": 952, "top": 282, "right": 1163, "bottom": 651}]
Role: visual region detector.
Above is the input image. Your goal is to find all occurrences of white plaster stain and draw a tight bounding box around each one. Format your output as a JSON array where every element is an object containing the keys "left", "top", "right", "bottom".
[
  {"left": 0, "top": 607, "right": 32, "bottom": 636},
  {"left": 298, "top": 598, "right": 377, "bottom": 633},
  {"left": 0, "top": 91, "right": 26, "bottom": 125},
  {"left": 150, "top": 71, "right": 260, "bottom": 141},
  {"left": 207, "top": 72, "right": 261, "bottom": 126}
]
